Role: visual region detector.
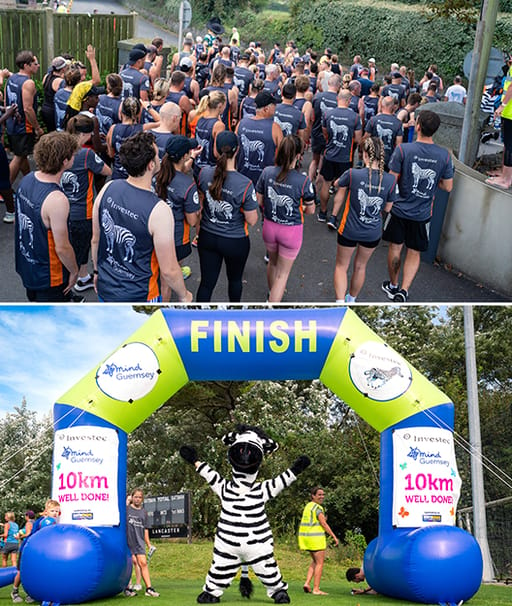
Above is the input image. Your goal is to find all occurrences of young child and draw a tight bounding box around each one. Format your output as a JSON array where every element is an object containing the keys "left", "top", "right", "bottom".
[
  {"left": 2, "top": 512, "right": 19, "bottom": 567},
  {"left": 126, "top": 489, "right": 158, "bottom": 597},
  {"left": 11, "top": 500, "right": 60, "bottom": 604}
]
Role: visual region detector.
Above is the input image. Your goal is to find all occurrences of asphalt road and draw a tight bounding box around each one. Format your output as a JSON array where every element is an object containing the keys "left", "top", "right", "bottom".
[
  {"left": 1, "top": 150, "right": 508, "bottom": 304},
  {"left": 70, "top": 0, "right": 178, "bottom": 46}
]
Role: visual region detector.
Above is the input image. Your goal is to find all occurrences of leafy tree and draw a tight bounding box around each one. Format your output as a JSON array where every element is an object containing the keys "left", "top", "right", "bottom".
[{"left": 0, "top": 398, "right": 53, "bottom": 518}]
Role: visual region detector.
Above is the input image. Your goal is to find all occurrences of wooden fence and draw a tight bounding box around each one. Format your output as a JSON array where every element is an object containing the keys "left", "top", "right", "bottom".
[{"left": 0, "top": 8, "right": 136, "bottom": 75}]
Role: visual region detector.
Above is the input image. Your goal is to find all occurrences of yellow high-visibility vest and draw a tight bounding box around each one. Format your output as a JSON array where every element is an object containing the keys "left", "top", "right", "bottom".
[{"left": 298, "top": 501, "right": 326, "bottom": 551}]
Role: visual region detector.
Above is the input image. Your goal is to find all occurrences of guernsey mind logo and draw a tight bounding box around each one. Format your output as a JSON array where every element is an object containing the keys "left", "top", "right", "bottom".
[
  {"left": 349, "top": 341, "right": 412, "bottom": 402},
  {"left": 96, "top": 342, "right": 160, "bottom": 402}
]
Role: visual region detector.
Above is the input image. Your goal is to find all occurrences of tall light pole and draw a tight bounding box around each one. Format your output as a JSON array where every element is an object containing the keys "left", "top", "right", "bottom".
[
  {"left": 459, "top": 0, "right": 500, "bottom": 166},
  {"left": 463, "top": 306, "right": 494, "bottom": 581}
]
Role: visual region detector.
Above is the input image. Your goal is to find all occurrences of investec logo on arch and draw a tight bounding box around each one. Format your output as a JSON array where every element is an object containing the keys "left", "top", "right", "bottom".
[{"left": 96, "top": 342, "right": 160, "bottom": 401}]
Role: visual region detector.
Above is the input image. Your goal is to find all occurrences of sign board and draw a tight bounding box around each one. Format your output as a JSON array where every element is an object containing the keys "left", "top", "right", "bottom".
[
  {"left": 464, "top": 47, "right": 506, "bottom": 86},
  {"left": 145, "top": 493, "right": 191, "bottom": 540},
  {"left": 52, "top": 426, "right": 119, "bottom": 526},
  {"left": 181, "top": 0, "right": 192, "bottom": 29},
  {"left": 392, "top": 427, "right": 461, "bottom": 528}
]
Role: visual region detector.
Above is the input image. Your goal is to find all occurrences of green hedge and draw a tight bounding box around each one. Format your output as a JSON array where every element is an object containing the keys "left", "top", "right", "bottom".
[{"left": 287, "top": 0, "right": 512, "bottom": 81}]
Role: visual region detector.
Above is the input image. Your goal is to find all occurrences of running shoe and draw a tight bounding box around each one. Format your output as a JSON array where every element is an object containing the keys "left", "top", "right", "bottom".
[
  {"left": 191, "top": 235, "right": 198, "bottom": 248},
  {"left": 393, "top": 288, "right": 409, "bottom": 302},
  {"left": 132, "top": 584, "right": 142, "bottom": 591},
  {"left": 317, "top": 211, "right": 327, "bottom": 222},
  {"left": 124, "top": 589, "right": 137, "bottom": 597},
  {"left": 3, "top": 212, "right": 15, "bottom": 224},
  {"left": 264, "top": 254, "right": 269, "bottom": 264},
  {"left": 145, "top": 587, "right": 160, "bottom": 597},
  {"left": 68, "top": 292, "right": 86, "bottom": 303},
  {"left": 181, "top": 266, "right": 192, "bottom": 280},
  {"left": 381, "top": 280, "right": 399, "bottom": 300},
  {"left": 74, "top": 275, "right": 95, "bottom": 291},
  {"left": 11, "top": 592, "right": 23, "bottom": 604},
  {"left": 24, "top": 598, "right": 35, "bottom": 603},
  {"left": 329, "top": 184, "right": 335, "bottom": 195},
  {"left": 327, "top": 215, "right": 338, "bottom": 230}
]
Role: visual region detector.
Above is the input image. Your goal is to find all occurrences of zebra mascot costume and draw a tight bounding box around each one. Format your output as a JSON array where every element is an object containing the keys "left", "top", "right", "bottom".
[{"left": 180, "top": 425, "right": 310, "bottom": 604}]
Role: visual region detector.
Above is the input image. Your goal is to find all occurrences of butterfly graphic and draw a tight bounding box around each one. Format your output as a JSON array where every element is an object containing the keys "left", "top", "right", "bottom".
[
  {"left": 398, "top": 506, "right": 409, "bottom": 518},
  {"left": 399, "top": 462, "right": 407, "bottom": 470}
]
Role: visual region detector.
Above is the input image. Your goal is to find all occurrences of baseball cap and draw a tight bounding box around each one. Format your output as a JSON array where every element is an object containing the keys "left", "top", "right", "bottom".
[
  {"left": 179, "top": 57, "right": 193, "bottom": 71},
  {"left": 165, "top": 135, "right": 198, "bottom": 161},
  {"left": 391, "top": 71, "right": 402, "bottom": 79},
  {"left": 216, "top": 130, "right": 238, "bottom": 154},
  {"left": 129, "top": 48, "right": 146, "bottom": 65},
  {"left": 368, "top": 57, "right": 376, "bottom": 63},
  {"left": 51, "top": 56, "right": 68, "bottom": 71},
  {"left": 255, "top": 90, "right": 278, "bottom": 108}
]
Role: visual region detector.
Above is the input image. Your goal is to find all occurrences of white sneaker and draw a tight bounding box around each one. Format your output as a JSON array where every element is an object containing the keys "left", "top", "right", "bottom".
[
  {"left": 3, "top": 212, "right": 15, "bottom": 224},
  {"left": 132, "top": 584, "right": 142, "bottom": 591},
  {"left": 145, "top": 587, "right": 160, "bottom": 597},
  {"left": 11, "top": 592, "right": 23, "bottom": 604},
  {"left": 74, "top": 275, "right": 95, "bottom": 291}
]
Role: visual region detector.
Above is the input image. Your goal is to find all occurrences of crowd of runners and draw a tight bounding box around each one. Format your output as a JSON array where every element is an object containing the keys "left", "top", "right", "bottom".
[{"left": 0, "top": 16, "right": 463, "bottom": 303}]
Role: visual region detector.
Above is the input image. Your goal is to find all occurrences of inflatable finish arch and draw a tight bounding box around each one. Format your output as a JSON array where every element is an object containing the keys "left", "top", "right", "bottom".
[{"left": 16, "top": 308, "right": 481, "bottom": 604}]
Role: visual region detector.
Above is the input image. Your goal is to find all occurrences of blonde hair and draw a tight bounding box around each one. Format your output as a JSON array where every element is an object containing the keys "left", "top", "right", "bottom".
[
  {"left": 5, "top": 511, "right": 15, "bottom": 521},
  {"left": 152, "top": 78, "right": 170, "bottom": 102},
  {"left": 196, "top": 90, "right": 226, "bottom": 119},
  {"left": 45, "top": 499, "right": 61, "bottom": 510},
  {"left": 363, "top": 136, "right": 385, "bottom": 194}
]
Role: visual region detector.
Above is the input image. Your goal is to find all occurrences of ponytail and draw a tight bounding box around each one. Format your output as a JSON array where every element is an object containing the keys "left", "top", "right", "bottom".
[
  {"left": 155, "top": 154, "right": 176, "bottom": 200},
  {"left": 275, "top": 134, "right": 302, "bottom": 182}
]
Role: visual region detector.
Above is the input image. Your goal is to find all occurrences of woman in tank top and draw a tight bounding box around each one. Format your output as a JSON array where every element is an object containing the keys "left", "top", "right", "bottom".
[
  {"left": 330, "top": 137, "right": 399, "bottom": 302},
  {"left": 96, "top": 73, "right": 123, "bottom": 137},
  {"left": 193, "top": 90, "right": 226, "bottom": 179},
  {"left": 155, "top": 135, "right": 201, "bottom": 294},
  {"left": 256, "top": 135, "right": 316, "bottom": 302},
  {"left": 41, "top": 56, "right": 67, "bottom": 132},
  {"left": 106, "top": 97, "right": 160, "bottom": 180},
  {"left": 239, "top": 78, "right": 264, "bottom": 120},
  {"left": 196, "top": 131, "right": 259, "bottom": 302}
]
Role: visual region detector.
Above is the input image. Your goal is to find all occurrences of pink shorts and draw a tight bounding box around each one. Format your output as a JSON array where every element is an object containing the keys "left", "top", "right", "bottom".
[{"left": 262, "top": 220, "right": 303, "bottom": 260}]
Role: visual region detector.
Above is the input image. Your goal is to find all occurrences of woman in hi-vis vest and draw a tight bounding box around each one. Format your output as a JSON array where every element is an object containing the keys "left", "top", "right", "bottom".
[{"left": 298, "top": 486, "right": 339, "bottom": 595}]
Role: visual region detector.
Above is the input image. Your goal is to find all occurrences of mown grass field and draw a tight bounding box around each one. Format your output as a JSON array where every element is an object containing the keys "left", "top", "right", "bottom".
[{"left": 0, "top": 541, "right": 510, "bottom": 605}]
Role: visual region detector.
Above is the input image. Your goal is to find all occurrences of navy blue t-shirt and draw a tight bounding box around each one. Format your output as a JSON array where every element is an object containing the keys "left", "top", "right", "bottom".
[
  {"left": 322, "top": 107, "right": 362, "bottom": 163},
  {"left": 365, "top": 113, "right": 404, "bottom": 166},
  {"left": 337, "top": 167, "right": 399, "bottom": 241},
  {"left": 274, "top": 103, "right": 306, "bottom": 136},
  {"left": 256, "top": 166, "right": 315, "bottom": 226},
  {"left": 388, "top": 141, "right": 454, "bottom": 221}
]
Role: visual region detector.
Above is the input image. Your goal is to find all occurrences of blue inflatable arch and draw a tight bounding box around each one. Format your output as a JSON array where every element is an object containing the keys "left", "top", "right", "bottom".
[{"left": 10, "top": 308, "right": 482, "bottom": 604}]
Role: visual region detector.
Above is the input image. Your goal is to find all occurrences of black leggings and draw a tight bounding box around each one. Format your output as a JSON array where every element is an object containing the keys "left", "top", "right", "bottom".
[
  {"left": 196, "top": 229, "right": 250, "bottom": 302},
  {"left": 502, "top": 116, "right": 512, "bottom": 166}
]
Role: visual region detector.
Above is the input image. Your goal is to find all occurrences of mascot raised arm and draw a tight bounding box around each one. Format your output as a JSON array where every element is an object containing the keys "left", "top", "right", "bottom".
[{"left": 180, "top": 425, "right": 310, "bottom": 604}]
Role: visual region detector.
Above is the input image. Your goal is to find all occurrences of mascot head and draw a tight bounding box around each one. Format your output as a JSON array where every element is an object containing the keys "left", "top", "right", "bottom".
[{"left": 222, "top": 425, "right": 278, "bottom": 474}]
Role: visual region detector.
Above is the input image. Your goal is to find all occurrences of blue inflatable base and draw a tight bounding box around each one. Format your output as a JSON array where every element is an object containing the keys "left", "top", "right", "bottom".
[
  {"left": 365, "top": 525, "right": 483, "bottom": 604},
  {"left": 0, "top": 567, "right": 17, "bottom": 588}
]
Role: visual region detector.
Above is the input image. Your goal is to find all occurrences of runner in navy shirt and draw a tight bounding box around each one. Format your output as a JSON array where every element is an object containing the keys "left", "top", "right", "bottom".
[
  {"left": 382, "top": 110, "right": 454, "bottom": 302},
  {"left": 256, "top": 135, "right": 316, "bottom": 302},
  {"left": 330, "top": 137, "right": 398, "bottom": 303},
  {"left": 196, "top": 131, "right": 258, "bottom": 302}
]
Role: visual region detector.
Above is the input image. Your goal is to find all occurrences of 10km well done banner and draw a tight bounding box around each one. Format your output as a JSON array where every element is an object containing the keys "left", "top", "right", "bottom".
[
  {"left": 392, "top": 427, "right": 462, "bottom": 528},
  {"left": 52, "top": 426, "right": 119, "bottom": 526}
]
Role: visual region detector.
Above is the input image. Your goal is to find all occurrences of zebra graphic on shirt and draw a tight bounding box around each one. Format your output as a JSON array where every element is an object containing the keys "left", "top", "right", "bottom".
[
  {"left": 181, "top": 426, "right": 310, "bottom": 603},
  {"left": 240, "top": 133, "right": 265, "bottom": 167},
  {"left": 358, "top": 189, "right": 383, "bottom": 224},
  {"left": 17, "top": 211, "right": 34, "bottom": 249},
  {"left": 205, "top": 191, "right": 233, "bottom": 223},
  {"left": 101, "top": 208, "right": 136, "bottom": 262},
  {"left": 268, "top": 186, "right": 294, "bottom": 221},
  {"left": 274, "top": 115, "right": 294, "bottom": 136},
  {"left": 330, "top": 121, "right": 349, "bottom": 146},
  {"left": 376, "top": 123, "right": 394, "bottom": 147},
  {"left": 60, "top": 171, "right": 80, "bottom": 200},
  {"left": 195, "top": 134, "right": 210, "bottom": 165},
  {"left": 411, "top": 162, "right": 437, "bottom": 196}
]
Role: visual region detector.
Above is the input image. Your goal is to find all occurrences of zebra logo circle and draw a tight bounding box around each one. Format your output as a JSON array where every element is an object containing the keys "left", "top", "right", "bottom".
[{"left": 349, "top": 341, "right": 412, "bottom": 402}]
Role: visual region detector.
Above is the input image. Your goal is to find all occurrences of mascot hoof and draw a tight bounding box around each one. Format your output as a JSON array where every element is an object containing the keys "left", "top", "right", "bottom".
[
  {"left": 272, "top": 589, "right": 290, "bottom": 604},
  {"left": 239, "top": 577, "right": 253, "bottom": 598},
  {"left": 197, "top": 591, "right": 220, "bottom": 604}
]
